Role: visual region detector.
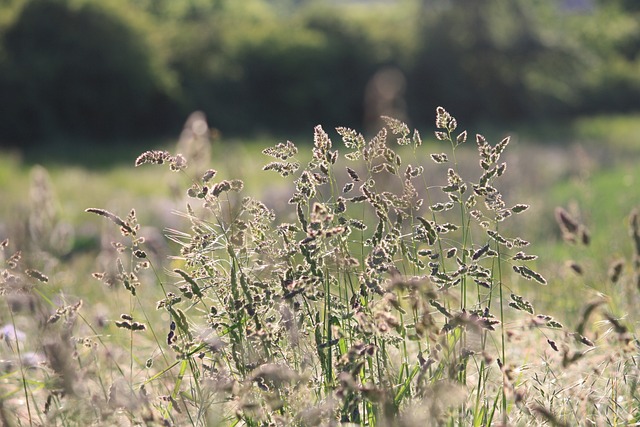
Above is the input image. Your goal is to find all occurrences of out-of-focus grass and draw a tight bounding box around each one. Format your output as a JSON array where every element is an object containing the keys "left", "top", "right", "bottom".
[
  {"left": 0, "top": 139, "right": 277, "bottom": 223},
  {"left": 573, "top": 113, "right": 640, "bottom": 153},
  {"left": 517, "top": 162, "right": 640, "bottom": 317}
]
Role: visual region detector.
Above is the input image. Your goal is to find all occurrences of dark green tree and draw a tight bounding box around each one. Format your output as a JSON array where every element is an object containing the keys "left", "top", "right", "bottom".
[
  {"left": 0, "top": 0, "right": 178, "bottom": 144},
  {"left": 406, "top": 0, "right": 584, "bottom": 124}
]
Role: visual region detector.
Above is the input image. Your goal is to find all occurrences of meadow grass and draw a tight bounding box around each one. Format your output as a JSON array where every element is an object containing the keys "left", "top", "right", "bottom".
[
  {"left": 0, "top": 110, "right": 639, "bottom": 426},
  {"left": 572, "top": 113, "right": 640, "bottom": 154}
]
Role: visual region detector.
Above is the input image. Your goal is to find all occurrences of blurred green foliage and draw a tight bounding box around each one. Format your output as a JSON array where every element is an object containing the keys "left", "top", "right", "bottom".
[
  {"left": 0, "top": 0, "right": 179, "bottom": 144},
  {"left": 0, "top": 0, "right": 639, "bottom": 146}
]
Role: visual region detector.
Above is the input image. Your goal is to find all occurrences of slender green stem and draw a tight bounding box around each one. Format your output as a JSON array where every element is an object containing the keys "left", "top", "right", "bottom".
[
  {"left": 7, "top": 300, "right": 33, "bottom": 427},
  {"left": 495, "top": 231, "right": 507, "bottom": 422}
]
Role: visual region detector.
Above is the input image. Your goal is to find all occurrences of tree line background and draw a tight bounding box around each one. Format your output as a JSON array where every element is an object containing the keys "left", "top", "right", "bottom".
[{"left": 0, "top": 0, "right": 639, "bottom": 148}]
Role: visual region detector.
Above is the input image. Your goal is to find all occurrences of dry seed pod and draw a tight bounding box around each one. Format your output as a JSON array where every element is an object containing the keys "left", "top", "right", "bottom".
[
  {"left": 554, "top": 207, "right": 579, "bottom": 242},
  {"left": 629, "top": 207, "right": 640, "bottom": 256},
  {"left": 565, "top": 260, "right": 583, "bottom": 275},
  {"left": 608, "top": 259, "right": 625, "bottom": 284}
]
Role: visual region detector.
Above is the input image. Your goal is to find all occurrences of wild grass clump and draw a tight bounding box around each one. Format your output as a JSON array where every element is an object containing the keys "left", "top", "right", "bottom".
[
  {"left": 0, "top": 108, "right": 638, "bottom": 426},
  {"left": 89, "top": 107, "right": 557, "bottom": 425}
]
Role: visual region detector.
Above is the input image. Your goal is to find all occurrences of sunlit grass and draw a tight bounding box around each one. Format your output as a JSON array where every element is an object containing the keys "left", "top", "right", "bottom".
[{"left": 1, "top": 112, "right": 640, "bottom": 425}]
